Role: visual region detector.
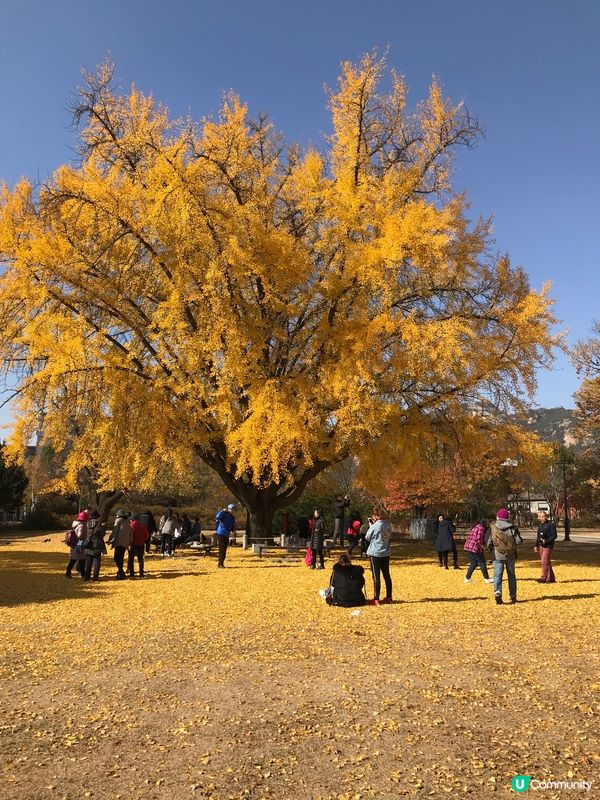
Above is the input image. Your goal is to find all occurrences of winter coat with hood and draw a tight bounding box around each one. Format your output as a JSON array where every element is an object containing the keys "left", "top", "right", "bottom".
[
  {"left": 491, "top": 518, "right": 522, "bottom": 561},
  {"left": 435, "top": 519, "right": 456, "bottom": 553},
  {"left": 109, "top": 515, "right": 132, "bottom": 549},
  {"left": 84, "top": 518, "right": 107, "bottom": 557},
  {"left": 69, "top": 519, "right": 88, "bottom": 560}
]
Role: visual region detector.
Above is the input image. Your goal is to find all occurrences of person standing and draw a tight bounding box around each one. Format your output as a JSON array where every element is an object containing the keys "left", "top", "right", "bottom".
[
  {"left": 491, "top": 508, "right": 522, "bottom": 605},
  {"left": 535, "top": 511, "right": 557, "bottom": 583},
  {"left": 139, "top": 509, "right": 157, "bottom": 554},
  {"left": 128, "top": 514, "right": 150, "bottom": 577},
  {"left": 215, "top": 503, "right": 236, "bottom": 567},
  {"left": 435, "top": 514, "right": 458, "bottom": 569},
  {"left": 365, "top": 508, "right": 393, "bottom": 605},
  {"left": 83, "top": 511, "right": 106, "bottom": 581},
  {"left": 65, "top": 511, "right": 88, "bottom": 578},
  {"left": 309, "top": 508, "right": 326, "bottom": 570},
  {"left": 332, "top": 494, "right": 350, "bottom": 546},
  {"left": 159, "top": 509, "right": 176, "bottom": 557},
  {"left": 463, "top": 519, "right": 494, "bottom": 584},
  {"left": 108, "top": 509, "right": 132, "bottom": 580}
]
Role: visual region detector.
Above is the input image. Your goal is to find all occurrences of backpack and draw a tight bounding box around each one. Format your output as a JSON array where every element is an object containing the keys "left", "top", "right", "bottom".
[
  {"left": 64, "top": 529, "right": 78, "bottom": 548},
  {"left": 491, "top": 523, "right": 516, "bottom": 556}
]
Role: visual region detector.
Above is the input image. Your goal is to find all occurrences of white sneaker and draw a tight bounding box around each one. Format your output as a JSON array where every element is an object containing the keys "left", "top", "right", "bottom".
[
  {"left": 484, "top": 578, "right": 494, "bottom": 584},
  {"left": 319, "top": 589, "right": 329, "bottom": 599},
  {"left": 464, "top": 577, "right": 473, "bottom": 583}
]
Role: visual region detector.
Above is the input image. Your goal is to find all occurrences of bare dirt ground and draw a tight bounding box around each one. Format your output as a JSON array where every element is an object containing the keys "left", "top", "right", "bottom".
[{"left": 1, "top": 533, "right": 599, "bottom": 800}]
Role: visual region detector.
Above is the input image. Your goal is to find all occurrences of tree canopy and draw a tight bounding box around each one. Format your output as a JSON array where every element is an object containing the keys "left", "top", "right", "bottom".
[{"left": 0, "top": 54, "right": 556, "bottom": 535}]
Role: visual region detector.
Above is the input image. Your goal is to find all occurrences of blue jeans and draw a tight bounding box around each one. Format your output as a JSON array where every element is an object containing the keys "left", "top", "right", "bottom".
[
  {"left": 493, "top": 558, "right": 516, "bottom": 599},
  {"left": 465, "top": 552, "right": 489, "bottom": 580}
]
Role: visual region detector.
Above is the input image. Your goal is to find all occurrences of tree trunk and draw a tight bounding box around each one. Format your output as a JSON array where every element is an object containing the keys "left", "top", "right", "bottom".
[
  {"left": 89, "top": 489, "right": 124, "bottom": 523},
  {"left": 246, "top": 495, "right": 275, "bottom": 540}
]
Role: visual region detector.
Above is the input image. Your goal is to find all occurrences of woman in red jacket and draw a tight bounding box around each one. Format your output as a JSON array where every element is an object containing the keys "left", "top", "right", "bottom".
[{"left": 128, "top": 514, "right": 150, "bottom": 578}]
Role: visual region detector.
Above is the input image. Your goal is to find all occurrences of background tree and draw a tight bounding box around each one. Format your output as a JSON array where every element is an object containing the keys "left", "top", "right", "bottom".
[
  {"left": 0, "top": 443, "right": 28, "bottom": 515},
  {"left": 0, "top": 55, "right": 556, "bottom": 537}
]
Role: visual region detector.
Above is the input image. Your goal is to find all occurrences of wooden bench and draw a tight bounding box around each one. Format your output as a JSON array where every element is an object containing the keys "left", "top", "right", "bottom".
[{"left": 255, "top": 543, "right": 332, "bottom": 559}]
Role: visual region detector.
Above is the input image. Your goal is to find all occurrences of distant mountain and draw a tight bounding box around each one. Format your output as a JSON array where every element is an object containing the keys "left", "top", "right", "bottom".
[{"left": 518, "top": 407, "right": 578, "bottom": 446}]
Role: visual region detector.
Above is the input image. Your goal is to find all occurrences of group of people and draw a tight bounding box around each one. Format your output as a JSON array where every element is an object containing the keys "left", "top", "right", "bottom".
[
  {"left": 64, "top": 506, "right": 208, "bottom": 581},
  {"left": 63, "top": 496, "right": 558, "bottom": 606},
  {"left": 320, "top": 506, "right": 558, "bottom": 608},
  {"left": 319, "top": 507, "right": 393, "bottom": 606},
  {"left": 458, "top": 508, "right": 557, "bottom": 604}
]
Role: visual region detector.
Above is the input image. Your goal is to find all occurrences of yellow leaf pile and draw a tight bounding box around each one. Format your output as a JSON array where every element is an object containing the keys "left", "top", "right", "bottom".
[{"left": 0, "top": 533, "right": 598, "bottom": 799}]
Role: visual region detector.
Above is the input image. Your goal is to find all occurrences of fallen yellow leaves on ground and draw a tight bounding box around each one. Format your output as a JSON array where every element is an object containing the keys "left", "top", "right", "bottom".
[{"left": 0, "top": 534, "right": 599, "bottom": 799}]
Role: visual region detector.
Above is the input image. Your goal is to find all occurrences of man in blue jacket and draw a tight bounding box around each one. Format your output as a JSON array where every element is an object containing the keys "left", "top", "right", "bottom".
[{"left": 215, "top": 504, "right": 236, "bottom": 568}]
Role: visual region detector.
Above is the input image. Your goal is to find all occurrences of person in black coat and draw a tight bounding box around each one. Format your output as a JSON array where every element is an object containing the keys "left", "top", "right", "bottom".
[
  {"left": 309, "top": 509, "right": 326, "bottom": 570},
  {"left": 321, "top": 554, "right": 366, "bottom": 607},
  {"left": 535, "top": 511, "right": 557, "bottom": 583},
  {"left": 435, "top": 514, "right": 458, "bottom": 569},
  {"left": 139, "top": 510, "right": 157, "bottom": 553}
]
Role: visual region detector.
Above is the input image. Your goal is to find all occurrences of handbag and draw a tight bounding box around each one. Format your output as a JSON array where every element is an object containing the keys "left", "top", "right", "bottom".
[{"left": 304, "top": 546, "right": 313, "bottom": 566}]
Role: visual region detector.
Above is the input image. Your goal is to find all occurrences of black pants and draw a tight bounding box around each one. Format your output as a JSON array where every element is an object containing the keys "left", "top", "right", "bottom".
[
  {"left": 310, "top": 547, "right": 324, "bottom": 568},
  {"left": 66, "top": 558, "right": 85, "bottom": 577},
  {"left": 127, "top": 545, "right": 145, "bottom": 576},
  {"left": 370, "top": 555, "right": 392, "bottom": 600},
  {"left": 161, "top": 534, "right": 173, "bottom": 555},
  {"left": 217, "top": 536, "right": 228, "bottom": 566},
  {"left": 84, "top": 555, "right": 101, "bottom": 580},
  {"left": 114, "top": 545, "right": 127, "bottom": 577}
]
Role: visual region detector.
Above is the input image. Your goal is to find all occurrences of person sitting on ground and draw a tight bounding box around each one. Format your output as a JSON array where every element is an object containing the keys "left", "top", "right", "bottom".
[
  {"left": 189, "top": 515, "right": 206, "bottom": 543},
  {"left": 320, "top": 554, "right": 366, "bottom": 607}
]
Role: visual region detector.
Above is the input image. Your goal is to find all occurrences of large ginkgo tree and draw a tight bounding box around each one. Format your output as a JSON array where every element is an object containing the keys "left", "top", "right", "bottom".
[{"left": 0, "top": 55, "right": 555, "bottom": 536}]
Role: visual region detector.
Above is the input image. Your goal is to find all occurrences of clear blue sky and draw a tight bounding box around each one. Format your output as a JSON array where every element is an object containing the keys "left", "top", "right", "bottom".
[{"left": 1, "top": 0, "right": 599, "bottom": 430}]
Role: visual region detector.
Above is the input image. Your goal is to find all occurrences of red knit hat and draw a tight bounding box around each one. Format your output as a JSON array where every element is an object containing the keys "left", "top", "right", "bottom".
[
  {"left": 496, "top": 508, "right": 510, "bottom": 520},
  {"left": 77, "top": 511, "right": 89, "bottom": 521}
]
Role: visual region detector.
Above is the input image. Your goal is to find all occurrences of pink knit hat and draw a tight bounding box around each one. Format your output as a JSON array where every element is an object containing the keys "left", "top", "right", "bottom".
[
  {"left": 496, "top": 508, "right": 510, "bottom": 520},
  {"left": 77, "top": 511, "right": 89, "bottom": 522}
]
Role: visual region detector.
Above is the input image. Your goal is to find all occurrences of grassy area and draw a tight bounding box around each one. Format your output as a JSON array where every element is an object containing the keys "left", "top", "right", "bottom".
[{"left": 0, "top": 533, "right": 599, "bottom": 799}]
